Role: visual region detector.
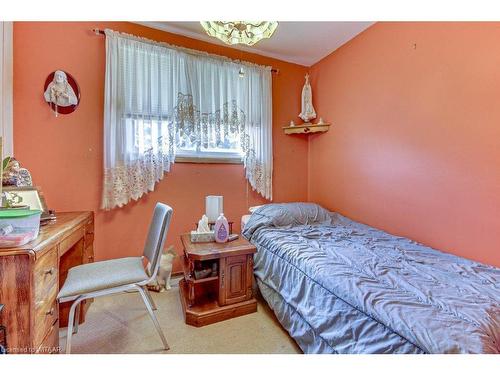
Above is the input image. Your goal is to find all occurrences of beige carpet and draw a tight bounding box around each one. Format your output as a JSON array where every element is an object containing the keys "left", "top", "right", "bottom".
[{"left": 59, "top": 277, "right": 301, "bottom": 354}]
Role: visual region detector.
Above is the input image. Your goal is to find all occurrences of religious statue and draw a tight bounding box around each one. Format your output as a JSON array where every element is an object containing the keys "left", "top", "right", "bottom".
[
  {"left": 43, "top": 70, "right": 78, "bottom": 115},
  {"left": 299, "top": 74, "right": 317, "bottom": 123},
  {"left": 2, "top": 157, "right": 33, "bottom": 187}
]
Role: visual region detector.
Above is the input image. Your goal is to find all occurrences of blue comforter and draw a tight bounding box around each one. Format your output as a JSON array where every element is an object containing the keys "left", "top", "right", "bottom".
[{"left": 243, "top": 203, "right": 500, "bottom": 354}]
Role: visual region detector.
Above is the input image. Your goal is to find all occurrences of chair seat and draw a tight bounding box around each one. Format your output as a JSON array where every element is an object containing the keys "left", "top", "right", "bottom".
[{"left": 58, "top": 257, "right": 149, "bottom": 299}]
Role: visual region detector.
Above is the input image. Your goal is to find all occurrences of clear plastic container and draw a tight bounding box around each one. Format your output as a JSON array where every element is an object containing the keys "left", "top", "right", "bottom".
[{"left": 0, "top": 209, "right": 41, "bottom": 248}]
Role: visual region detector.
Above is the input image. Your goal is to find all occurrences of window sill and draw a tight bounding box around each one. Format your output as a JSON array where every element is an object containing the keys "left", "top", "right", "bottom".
[{"left": 175, "top": 156, "right": 243, "bottom": 164}]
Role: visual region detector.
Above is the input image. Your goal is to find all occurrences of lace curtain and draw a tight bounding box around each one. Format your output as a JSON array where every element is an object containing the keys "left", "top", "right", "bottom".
[{"left": 102, "top": 29, "right": 273, "bottom": 210}]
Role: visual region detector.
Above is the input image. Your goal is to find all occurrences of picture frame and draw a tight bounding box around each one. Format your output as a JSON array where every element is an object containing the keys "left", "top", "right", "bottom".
[{"left": 2, "top": 186, "right": 48, "bottom": 212}]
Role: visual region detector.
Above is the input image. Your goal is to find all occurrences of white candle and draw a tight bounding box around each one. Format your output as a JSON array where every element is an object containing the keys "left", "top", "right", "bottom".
[{"left": 205, "top": 196, "right": 223, "bottom": 222}]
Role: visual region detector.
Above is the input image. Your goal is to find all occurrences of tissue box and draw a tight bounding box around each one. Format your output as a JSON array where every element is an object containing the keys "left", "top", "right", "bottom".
[{"left": 190, "top": 230, "right": 215, "bottom": 243}]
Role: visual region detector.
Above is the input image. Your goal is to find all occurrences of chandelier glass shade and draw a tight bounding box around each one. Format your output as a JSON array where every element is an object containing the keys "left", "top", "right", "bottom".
[{"left": 200, "top": 21, "right": 278, "bottom": 46}]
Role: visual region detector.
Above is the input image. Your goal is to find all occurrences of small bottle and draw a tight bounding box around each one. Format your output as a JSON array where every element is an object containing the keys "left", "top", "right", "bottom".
[{"left": 214, "top": 213, "right": 229, "bottom": 243}]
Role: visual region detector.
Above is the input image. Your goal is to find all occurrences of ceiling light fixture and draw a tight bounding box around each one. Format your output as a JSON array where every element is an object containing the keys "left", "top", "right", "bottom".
[{"left": 200, "top": 21, "right": 278, "bottom": 46}]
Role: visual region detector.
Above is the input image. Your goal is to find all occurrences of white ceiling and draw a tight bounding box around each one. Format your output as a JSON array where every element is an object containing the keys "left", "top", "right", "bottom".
[{"left": 136, "top": 22, "right": 374, "bottom": 66}]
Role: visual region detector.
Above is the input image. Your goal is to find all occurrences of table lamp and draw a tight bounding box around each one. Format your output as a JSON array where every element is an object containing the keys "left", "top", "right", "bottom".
[{"left": 205, "top": 196, "right": 223, "bottom": 223}]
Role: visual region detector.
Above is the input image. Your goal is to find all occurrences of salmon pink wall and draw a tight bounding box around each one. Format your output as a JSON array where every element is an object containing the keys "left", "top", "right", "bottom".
[
  {"left": 309, "top": 22, "right": 500, "bottom": 267},
  {"left": 13, "top": 22, "right": 308, "bottom": 272}
]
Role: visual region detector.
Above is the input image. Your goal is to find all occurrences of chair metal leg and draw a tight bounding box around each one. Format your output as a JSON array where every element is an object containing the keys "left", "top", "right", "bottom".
[
  {"left": 144, "top": 287, "right": 157, "bottom": 310},
  {"left": 73, "top": 303, "right": 81, "bottom": 334},
  {"left": 65, "top": 297, "right": 84, "bottom": 354},
  {"left": 135, "top": 285, "right": 169, "bottom": 350}
]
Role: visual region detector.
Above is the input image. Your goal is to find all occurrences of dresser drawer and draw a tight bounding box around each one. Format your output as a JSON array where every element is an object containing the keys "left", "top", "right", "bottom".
[
  {"left": 34, "top": 246, "right": 58, "bottom": 307},
  {"left": 33, "top": 247, "right": 59, "bottom": 348},
  {"left": 33, "top": 293, "right": 58, "bottom": 348},
  {"left": 36, "top": 320, "right": 59, "bottom": 354}
]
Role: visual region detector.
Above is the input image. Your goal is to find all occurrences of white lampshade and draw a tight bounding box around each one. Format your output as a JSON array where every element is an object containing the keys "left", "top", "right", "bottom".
[{"left": 206, "top": 196, "right": 223, "bottom": 222}]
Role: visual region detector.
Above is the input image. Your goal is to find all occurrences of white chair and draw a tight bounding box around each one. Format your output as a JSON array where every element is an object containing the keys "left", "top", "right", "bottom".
[{"left": 57, "top": 202, "right": 173, "bottom": 354}]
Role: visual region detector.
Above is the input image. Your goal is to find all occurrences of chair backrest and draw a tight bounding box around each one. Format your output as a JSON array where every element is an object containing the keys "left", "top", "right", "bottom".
[{"left": 143, "top": 202, "right": 173, "bottom": 278}]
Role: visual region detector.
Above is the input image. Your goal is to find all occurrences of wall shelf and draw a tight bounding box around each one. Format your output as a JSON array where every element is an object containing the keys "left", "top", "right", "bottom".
[{"left": 283, "top": 123, "right": 330, "bottom": 135}]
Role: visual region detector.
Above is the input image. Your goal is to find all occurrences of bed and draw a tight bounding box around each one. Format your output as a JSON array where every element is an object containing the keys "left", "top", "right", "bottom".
[{"left": 242, "top": 203, "right": 500, "bottom": 354}]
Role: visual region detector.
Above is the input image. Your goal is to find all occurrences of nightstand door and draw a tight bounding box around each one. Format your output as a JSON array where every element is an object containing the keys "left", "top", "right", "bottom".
[{"left": 219, "top": 254, "right": 253, "bottom": 306}]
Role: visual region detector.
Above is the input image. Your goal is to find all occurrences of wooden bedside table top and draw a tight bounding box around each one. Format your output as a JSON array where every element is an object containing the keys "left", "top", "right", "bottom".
[{"left": 181, "top": 233, "right": 256, "bottom": 261}]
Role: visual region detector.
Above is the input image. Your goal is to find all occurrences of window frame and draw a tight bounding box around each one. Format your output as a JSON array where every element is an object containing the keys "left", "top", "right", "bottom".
[{"left": 0, "top": 22, "right": 13, "bottom": 157}]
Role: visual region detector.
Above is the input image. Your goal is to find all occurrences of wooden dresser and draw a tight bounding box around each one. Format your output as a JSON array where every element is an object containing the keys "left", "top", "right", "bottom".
[{"left": 0, "top": 212, "right": 94, "bottom": 354}]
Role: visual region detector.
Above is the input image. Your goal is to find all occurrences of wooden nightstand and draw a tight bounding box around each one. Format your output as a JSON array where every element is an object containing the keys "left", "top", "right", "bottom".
[{"left": 179, "top": 233, "right": 257, "bottom": 327}]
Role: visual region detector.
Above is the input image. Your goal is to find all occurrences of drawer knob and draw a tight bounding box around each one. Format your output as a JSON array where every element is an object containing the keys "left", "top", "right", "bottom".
[
  {"left": 44, "top": 267, "right": 55, "bottom": 275},
  {"left": 46, "top": 307, "right": 55, "bottom": 316}
]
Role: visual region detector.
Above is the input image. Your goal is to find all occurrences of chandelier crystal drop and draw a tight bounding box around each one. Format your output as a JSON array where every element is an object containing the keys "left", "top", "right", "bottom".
[{"left": 200, "top": 21, "right": 278, "bottom": 46}]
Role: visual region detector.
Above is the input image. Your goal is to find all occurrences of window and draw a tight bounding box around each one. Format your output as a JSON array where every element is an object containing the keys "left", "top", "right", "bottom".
[
  {"left": 172, "top": 97, "right": 245, "bottom": 163},
  {"left": 124, "top": 92, "right": 247, "bottom": 163},
  {"left": 103, "top": 29, "right": 273, "bottom": 209},
  {"left": 126, "top": 117, "right": 244, "bottom": 164},
  {"left": 125, "top": 114, "right": 245, "bottom": 164}
]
